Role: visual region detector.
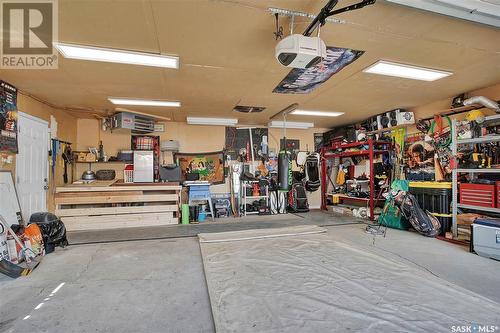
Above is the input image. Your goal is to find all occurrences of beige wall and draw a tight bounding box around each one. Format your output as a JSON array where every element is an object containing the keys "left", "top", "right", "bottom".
[
  {"left": 0, "top": 93, "right": 78, "bottom": 212},
  {"left": 5, "top": 81, "right": 498, "bottom": 214},
  {"left": 410, "top": 82, "right": 500, "bottom": 124},
  {"left": 75, "top": 119, "right": 327, "bottom": 208}
]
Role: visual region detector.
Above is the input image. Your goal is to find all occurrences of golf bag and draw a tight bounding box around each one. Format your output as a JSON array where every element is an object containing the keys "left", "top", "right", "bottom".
[
  {"left": 304, "top": 153, "right": 320, "bottom": 192},
  {"left": 392, "top": 190, "right": 441, "bottom": 237},
  {"left": 288, "top": 183, "right": 309, "bottom": 213}
]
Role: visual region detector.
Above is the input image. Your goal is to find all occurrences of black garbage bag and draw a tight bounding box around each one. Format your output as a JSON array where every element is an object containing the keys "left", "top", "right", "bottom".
[{"left": 29, "top": 212, "right": 68, "bottom": 254}]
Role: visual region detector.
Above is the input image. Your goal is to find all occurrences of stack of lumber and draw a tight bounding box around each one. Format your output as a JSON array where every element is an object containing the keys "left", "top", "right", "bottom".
[{"left": 55, "top": 183, "right": 181, "bottom": 231}]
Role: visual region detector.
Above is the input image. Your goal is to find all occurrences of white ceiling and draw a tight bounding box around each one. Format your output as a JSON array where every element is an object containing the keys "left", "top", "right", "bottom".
[{"left": 0, "top": 0, "right": 499, "bottom": 128}]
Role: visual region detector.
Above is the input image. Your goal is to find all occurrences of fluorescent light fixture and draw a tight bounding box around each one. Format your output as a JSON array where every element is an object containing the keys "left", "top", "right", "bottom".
[
  {"left": 363, "top": 60, "right": 452, "bottom": 81},
  {"left": 108, "top": 98, "right": 180, "bottom": 107},
  {"left": 268, "top": 121, "right": 314, "bottom": 129},
  {"left": 291, "top": 109, "right": 344, "bottom": 117},
  {"left": 54, "top": 42, "right": 179, "bottom": 68},
  {"left": 385, "top": 0, "right": 500, "bottom": 28},
  {"left": 187, "top": 117, "right": 238, "bottom": 126}
]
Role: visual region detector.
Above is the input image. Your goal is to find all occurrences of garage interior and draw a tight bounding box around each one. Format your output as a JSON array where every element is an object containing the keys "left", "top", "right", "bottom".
[{"left": 0, "top": 0, "right": 499, "bottom": 332}]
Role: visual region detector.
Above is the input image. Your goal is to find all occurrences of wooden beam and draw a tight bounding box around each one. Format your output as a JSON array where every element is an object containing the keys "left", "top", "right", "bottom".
[
  {"left": 56, "top": 204, "right": 177, "bottom": 217},
  {"left": 62, "top": 212, "right": 177, "bottom": 231},
  {"left": 56, "top": 191, "right": 143, "bottom": 198},
  {"left": 55, "top": 194, "right": 178, "bottom": 205},
  {"left": 56, "top": 184, "right": 182, "bottom": 193}
]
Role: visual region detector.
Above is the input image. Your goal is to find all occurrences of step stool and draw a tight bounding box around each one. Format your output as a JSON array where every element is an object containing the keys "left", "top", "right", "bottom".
[{"left": 187, "top": 183, "right": 215, "bottom": 221}]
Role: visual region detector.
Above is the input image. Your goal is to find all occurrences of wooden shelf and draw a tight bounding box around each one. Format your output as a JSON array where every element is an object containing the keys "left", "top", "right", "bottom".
[
  {"left": 328, "top": 194, "right": 385, "bottom": 202},
  {"left": 75, "top": 160, "right": 130, "bottom": 164}
]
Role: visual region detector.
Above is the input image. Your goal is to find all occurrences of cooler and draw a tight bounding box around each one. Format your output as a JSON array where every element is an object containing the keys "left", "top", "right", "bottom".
[{"left": 472, "top": 218, "right": 500, "bottom": 260}]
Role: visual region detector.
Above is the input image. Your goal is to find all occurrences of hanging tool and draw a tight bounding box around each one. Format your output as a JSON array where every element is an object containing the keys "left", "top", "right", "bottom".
[
  {"left": 61, "top": 144, "right": 72, "bottom": 184},
  {"left": 274, "top": 13, "right": 284, "bottom": 40}
]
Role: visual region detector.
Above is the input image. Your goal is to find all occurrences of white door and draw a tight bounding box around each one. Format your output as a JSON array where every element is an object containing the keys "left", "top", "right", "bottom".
[{"left": 16, "top": 112, "right": 49, "bottom": 220}]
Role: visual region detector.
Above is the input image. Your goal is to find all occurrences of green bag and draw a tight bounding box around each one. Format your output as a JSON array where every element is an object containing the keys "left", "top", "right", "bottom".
[{"left": 378, "top": 180, "right": 411, "bottom": 230}]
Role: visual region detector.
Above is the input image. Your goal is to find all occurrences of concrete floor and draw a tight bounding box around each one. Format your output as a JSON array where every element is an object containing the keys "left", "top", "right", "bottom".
[{"left": 1, "top": 212, "right": 499, "bottom": 333}]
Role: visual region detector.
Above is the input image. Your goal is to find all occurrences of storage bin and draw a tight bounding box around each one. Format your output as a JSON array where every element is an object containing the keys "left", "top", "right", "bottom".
[
  {"left": 459, "top": 183, "right": 495, "bottom": 208},
  {"left": 123, "top": 164, "right": 134, "bottom": 183},
  {"left": 188, "top": 185, "right": 210, "bottom": 201},
  {"left": 409, "top": 181, "right": 451, "bottom": 235}
]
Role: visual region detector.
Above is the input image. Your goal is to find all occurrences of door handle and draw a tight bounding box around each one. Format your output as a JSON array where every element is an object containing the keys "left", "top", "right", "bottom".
[{"left": 43, "top": 178, "right": 49, "bottom": 190}]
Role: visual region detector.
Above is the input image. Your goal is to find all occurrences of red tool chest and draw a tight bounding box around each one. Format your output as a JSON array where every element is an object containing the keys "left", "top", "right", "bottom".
[{"left": 459, "top": 183, "right": 495, "bottom": 208}]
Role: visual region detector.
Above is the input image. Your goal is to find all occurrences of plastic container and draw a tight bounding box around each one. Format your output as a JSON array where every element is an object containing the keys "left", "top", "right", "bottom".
[
  {"left": 123, "top": 164, "right": 134, "bottom": 183},
  {"left": 188, "top": 185, "right": 210, "bottom": 201},
  {"left": 409, "top": 181, "right": 451, "bottom": 235},
  {"left": 198, "top": 211, "right": 206, "bottom": 222},
  {"left": 472, "top": 218, "right": 500, "bottom": 260}
]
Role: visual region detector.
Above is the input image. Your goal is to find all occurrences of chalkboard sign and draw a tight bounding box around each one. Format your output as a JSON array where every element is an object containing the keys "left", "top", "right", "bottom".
[{"left": 225, "top": 127, "right": 268, "bottom": 161}]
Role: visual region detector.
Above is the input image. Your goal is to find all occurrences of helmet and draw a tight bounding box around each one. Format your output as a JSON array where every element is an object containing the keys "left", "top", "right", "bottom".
[{"left": 466, "top": 109, "right": 485, "bottom": 123}]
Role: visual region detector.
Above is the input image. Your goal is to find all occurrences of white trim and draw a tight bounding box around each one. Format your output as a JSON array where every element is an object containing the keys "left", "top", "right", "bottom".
[
  {"left": 18, "top": 111, "right": 49, "bottom": 126},
  {"left": 16, "top": 112, "right": 50, "bottom": 219}
]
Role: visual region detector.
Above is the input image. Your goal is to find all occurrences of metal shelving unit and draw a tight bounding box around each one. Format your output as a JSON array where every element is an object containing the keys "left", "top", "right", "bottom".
[
  {"left": 242, "top": 180, "right": 269, "bottom": 216},
  {"left": 320, "top": 139, "right": 392, "bottom": 220},
  {"left": 451, "top": 116, "right": 500, "bottom": 238}
]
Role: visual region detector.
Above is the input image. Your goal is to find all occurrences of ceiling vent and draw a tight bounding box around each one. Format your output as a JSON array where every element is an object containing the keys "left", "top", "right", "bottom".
[{"left": 233, "top": 105, "right": 266, "bottom": 113}]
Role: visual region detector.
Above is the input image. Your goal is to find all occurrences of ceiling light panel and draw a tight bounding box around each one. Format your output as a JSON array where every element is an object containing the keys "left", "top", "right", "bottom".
[
  {"left": 54, "top": 43, "right": 179, "bottom": 68},
  {"left": 291, "top": 110, "right": 344, "bottom": 117},
  {"left": 268, "top": 121, "right": 314, "bottom": 129},
  {"left": 363, "top": 60, "right": 452, "bottom": 81},
  {"left": 186, "top": 117, "right": 238, "bottom": 126},
  {"left": 108, "top": 98, "right": 181, "bottom": 107}
]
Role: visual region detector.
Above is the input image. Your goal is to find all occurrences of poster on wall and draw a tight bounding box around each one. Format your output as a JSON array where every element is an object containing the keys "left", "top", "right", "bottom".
[
  {"left": 174, "top": 151, "right": 225, "bottom": 184},
  {"left": 225, "top": 127, "right": 268, "bottom": 161},
  {"left": 280, "top": 138, "right": 300, "bottom": 159},
  {"left": 273, "top": 46, "right": 364, "bottom": 94},
  {"left": 404, "top": 138, "right": 436, "bottom": 181},
  {"left": 314, "top": 133, "right": 324, "bottom": 153},
  {"left": 0, "top": 81, "right": 18, "bottom": 153}
]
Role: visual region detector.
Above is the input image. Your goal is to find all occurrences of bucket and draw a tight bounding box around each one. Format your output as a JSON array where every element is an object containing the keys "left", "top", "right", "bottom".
[{"left": 198, "top": 212, "right": 206, "bottom": 222}]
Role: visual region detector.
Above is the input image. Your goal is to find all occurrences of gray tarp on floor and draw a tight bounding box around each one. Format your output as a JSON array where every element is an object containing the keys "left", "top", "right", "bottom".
[{"left": 199, "top": 226, "right": 500, "bottom": 333}]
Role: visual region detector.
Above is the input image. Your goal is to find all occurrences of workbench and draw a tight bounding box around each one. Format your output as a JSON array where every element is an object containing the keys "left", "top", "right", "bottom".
[{"left": 55, "top": 180, "right": 182, "bottom": 231}]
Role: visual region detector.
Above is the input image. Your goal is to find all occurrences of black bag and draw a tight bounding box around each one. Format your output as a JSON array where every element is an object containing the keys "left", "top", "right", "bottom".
[
  {"left": 159, "top": 164, "right": 181, "bottom": 182},
  {"left": 304, "top": 153, "right": 320, "bottom": 192},
  {"left": 29, "top": 212, "right": 68, "bottom": 254},
  {"left": 288, "top": 183, "right": 309, "bottom": 213}
]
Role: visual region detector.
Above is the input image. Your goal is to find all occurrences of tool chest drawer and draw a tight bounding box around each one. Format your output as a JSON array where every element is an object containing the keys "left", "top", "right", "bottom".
[{"left": 459, "top": 183, "right": 495, "bottom": 208}]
